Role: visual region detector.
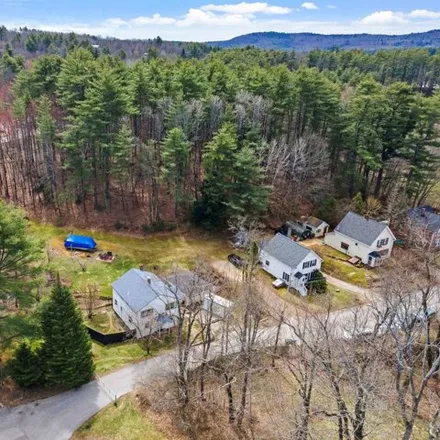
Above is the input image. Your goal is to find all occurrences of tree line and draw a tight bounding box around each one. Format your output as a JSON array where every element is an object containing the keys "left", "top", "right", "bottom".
[
  {"left": 0, "top": 25, "right": 215, "bottom": 65},
  {"left": 0, "top": 45, "right": 439, "bottom": 230}
]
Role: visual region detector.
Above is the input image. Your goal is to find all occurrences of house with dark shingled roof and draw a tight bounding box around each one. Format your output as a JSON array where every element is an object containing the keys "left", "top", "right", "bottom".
[
  {"left": 260, "top": 233, "right": 323, "bottom": 296},
  {"left": 324, "top": 211, "right": 395, "bottom": 267}
]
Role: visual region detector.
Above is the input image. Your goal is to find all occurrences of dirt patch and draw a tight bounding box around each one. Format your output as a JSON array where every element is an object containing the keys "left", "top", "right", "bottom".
[{"left": 0, "top": 378, "right": 64, "bottom": 408}]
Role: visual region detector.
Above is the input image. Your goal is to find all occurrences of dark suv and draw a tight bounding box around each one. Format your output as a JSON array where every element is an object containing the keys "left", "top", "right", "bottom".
[{"left": 228, "top": 254, "right": 244, "bottom": 268}]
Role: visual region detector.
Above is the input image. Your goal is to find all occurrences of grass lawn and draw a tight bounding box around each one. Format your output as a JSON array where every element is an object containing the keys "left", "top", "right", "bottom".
[
  {"left": 92, "top": 334, "right": 175, "bottom": 375},
  {"left": 309, "top": 244, "right": 373, "bottom": 288},
  {"left": 85, "top": 308, "right": 126, "bottom": 334},
  {"left": 72, "top": 395, "right": 169, "bottom": 440},
  {"left": 31, "top": 221, "right": 232, "bottom": 297},
  {"left": 273, "top": 282, "right": 362, "bottom": 313},
  {"left": 257, "top": 269, "right": 363, "bottom": 313}
]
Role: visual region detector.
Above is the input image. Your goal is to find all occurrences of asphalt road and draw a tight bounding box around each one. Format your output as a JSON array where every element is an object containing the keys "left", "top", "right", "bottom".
[
  {"left": 0, "top": 353, "right": 176, "bottom": 440},
  {"left": 1, "top": 263, "right": 438, "bottom": 440}
]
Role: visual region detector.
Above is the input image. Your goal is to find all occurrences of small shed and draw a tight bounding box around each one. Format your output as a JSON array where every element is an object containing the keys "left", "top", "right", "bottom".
[
  {"left": 64, "top": 234, "right": 97, "bottom": 251},
  {"left": 203, "top": 294, "right": 233, "bottom": 319},
  {"left": 287, "top": 216, "right": 329, "bottom": 239}
]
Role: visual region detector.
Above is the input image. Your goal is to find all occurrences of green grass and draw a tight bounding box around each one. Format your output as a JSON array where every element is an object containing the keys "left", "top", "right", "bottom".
[
  {"left": 273, "top": 283, "right": 362, "bottom": 313},
  {"left": 309, "top": 244, "right": 372, "bottom": 287},
  {"left": 31, "top": 221, "right": 232, "bottom": 298},
  {"left": 73, "top": 395, "right": 168, "bottom": 440},
  {"left": 85, "top": 309, "right": 126, "bottom": 334},
  {"left": 92, "top": 334, "right": 175, "bottom": 375},
  {"left": 257, "top": 269, "right": 362, "bottom": 313}
]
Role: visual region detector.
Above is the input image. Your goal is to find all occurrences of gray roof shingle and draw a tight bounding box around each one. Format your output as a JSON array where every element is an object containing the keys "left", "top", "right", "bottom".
[
  {"left": 408, "top": 207, "right": 440, "bottom": 232},
  {"left": 112, "top": 269, "right": 183, "bottom": 313},
  {"left": 334, "top": 211, "right": 391, "bottom": 246},
  {"left": 261, "top": 233, "right": 319, "bottom": 269}
]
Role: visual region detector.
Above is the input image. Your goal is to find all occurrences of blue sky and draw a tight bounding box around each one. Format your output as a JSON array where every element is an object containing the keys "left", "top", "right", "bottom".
[{"left": 3, "top": 1, "right": 440, "bottom": 41}]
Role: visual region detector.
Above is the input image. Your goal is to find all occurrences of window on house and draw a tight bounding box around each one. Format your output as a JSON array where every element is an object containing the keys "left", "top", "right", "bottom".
[
  {"left": 265, "top": 260, "right": 270, "bottom": 266},
  {"left": 165, "top": 301, "right": 176, "bottom": 311},
  {"left": 282, "top": 272, "right": 290, "bottom": 282},
  {"left": 128, "top": 316, "right": 132, "bottom": 323},
  {"left": 310, "top": 259, "right": 317, "bottom": 267},
  {"left": 114, "top": 299, "right": 118, "bottom": 306},
  {"left": 377, "top": 238, "right": 389, "bottom": 247},
  {"left": 341, "top": 242, "right": 349, "bottom": 250},
  {"left": 316, "top": 229, "right": 321, "bottom": 233},
  {"left": 303, "top": 261, "right": 310, "bottom": 269},
  {"left": 306, "top": 226, "right": 312, "bottom": 231},
  {"left": 141, "top": 308, "right": 154, "bottom": 318}
]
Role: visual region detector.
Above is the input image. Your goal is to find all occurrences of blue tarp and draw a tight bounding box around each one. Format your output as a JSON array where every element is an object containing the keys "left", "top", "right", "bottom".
[{"left": 64, "top": 234, "right": 97, "bottom": 251}]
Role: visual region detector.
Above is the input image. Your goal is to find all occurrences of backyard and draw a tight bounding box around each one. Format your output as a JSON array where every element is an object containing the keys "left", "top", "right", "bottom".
[
  {"left": 32, "top": 221, "right": 233, "bottom": 297},
  {"left": 308, "top": 243, "right": 374, "bottom": 288}
]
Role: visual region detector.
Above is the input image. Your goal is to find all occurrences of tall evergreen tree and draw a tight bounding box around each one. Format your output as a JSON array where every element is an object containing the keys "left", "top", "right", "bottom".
[
  {"left": 162, "top": 127, "right": 191, "bottom": 216},
  {"left": 41, "top": 282, "right": 94, "bottom": 388},
  {"left": 0, "top": 201, "right": 43, "bottom": 307},
  {"left": 202, "top": 124, "right": 267, "bottom": 226}
]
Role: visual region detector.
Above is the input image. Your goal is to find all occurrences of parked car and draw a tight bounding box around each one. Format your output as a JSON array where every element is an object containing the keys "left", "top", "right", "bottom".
[{"left": 228, "top": 254, "right": 245, "bottom": 268}]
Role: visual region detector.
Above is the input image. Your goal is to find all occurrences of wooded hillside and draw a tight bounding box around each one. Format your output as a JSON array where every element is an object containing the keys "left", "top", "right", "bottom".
[
  {"left": 208, "top": 29, "right": 440, "bottom": 51},
  {"left": 0, "top": 45, "right": 439, "bottom": 230}
]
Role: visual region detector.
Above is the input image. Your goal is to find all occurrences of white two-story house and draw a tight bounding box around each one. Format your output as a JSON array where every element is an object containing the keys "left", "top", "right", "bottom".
[
  {"left": 260, "top": 233, "right": 323, "bottom": 296},
  {"left": 324, "top": 211, "right": 395, "bottom": 267},
  {"left": 112, "top": 269, "right": 184, "bottom": 338}
]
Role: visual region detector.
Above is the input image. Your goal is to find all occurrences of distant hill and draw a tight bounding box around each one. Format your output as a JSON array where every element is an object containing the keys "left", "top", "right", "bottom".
[{"left": 207, "top": 30, "right": 440, "bottom": 51}]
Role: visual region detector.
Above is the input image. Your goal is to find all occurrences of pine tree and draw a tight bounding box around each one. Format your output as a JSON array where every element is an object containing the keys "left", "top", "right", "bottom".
[
  {"left": 162, "top": 127, "right": 191, "bottom": 217},
  {"left": 8, "top": 342, "right": 44, "bottom": 387},
  {"left": 351, "top": 192, "right": 365, "bottom": 215},
  {"left": 0, "top": 201, "right": 43, "bottom": 307},
  {"left": 202, "top": 124, "right": 267, "bottom": 226},
  {"left": 41, "top": 282, "right": 94, "bottom": 388}
]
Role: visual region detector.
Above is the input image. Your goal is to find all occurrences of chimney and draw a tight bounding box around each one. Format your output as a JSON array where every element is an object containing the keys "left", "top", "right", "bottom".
[
  {"left": 147, "top": 276, "right": 152, "bottom": 284},
  {"left": 139, "top": 264, "right": 144, "bottom": 271}
]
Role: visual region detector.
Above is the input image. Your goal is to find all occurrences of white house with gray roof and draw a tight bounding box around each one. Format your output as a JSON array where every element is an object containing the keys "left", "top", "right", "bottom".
[
  {"left": 112, "top": 269, "right": 184, "bottom": 338},
  {"left": 260, "top": 233, "right": 323, "bottom": 296},
  {"left": 324, "top": 211, "right": 395, "bottom": 267}
]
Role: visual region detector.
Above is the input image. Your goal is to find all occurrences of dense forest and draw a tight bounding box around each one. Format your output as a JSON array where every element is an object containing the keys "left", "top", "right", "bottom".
[
  {"left": 0, "top": 25, "right": 214, "bottom": 62},
  {"left": 0, "top": 42, "right": 439, "bottom": 230},
  {"left": 209, "top": 29, "right": 440, "bottom": 51}
]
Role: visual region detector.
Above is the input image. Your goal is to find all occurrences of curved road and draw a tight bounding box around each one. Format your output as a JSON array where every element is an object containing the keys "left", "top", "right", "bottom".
[
  {"left": 1, "top": 265, "right": 437, "bottom": 440},
  {"left": 0, "top": 353, "right": 176, "bottom": 440}
]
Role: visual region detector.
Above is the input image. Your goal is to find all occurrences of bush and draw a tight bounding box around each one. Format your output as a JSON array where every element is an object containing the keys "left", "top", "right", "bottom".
[
  {"left": 114, "top": 221, "right": 127, "bottom": 231},
  {"left": 306, "top": 270, "right": 327, "bottom": 294},
  {"left": 141, "top": 220, "right": 176, "bottom": 234},
  {"left": 8, "top": 342, "right": 44, "bottom": 388}
]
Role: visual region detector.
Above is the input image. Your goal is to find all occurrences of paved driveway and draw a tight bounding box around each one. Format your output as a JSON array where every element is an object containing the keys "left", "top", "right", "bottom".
[
  {"left": 1, "top": 261, "right": 438, "bottom": 440},
  {"left": 0, "top": 353, "right": 175, "bottom": 440}
]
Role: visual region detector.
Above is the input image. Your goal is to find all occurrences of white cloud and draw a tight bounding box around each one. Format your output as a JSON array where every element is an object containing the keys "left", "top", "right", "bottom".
[
  {"left": 200, "top": 2, "right": 291, "bottom": 15},
  {"left": 360, "top": 11, "right": 408, "bottom": 26},
  {"left": 301, "top": 2, "right": 319, "bottom": 10},
  {"left": 176, "top": 8, "right": 251, "bottom": 27},
  {"left": 5, "top": 5, "right": 440, "bottom": 42},
  {"left": 408, "top": 9, "right": 440, "bottom": 19},
  {"left": 104, "top": 18, "right": 128, "bottom": 27},
  {"left": 131, "top": 14, "right": 176, "bottom": 26}
]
